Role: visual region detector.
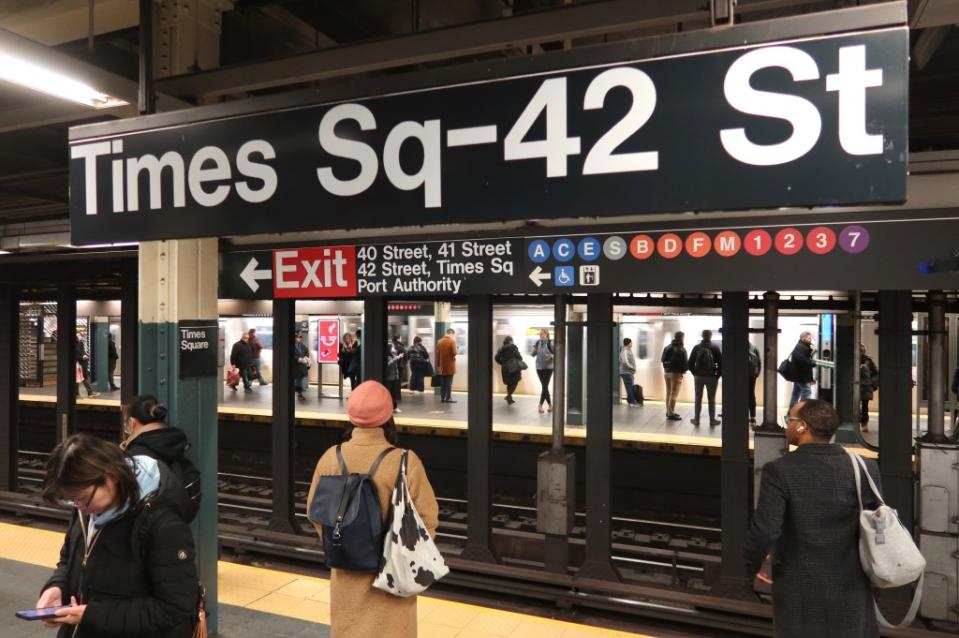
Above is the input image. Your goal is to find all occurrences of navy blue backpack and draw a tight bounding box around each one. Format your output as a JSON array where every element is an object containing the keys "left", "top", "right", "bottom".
[{"left": 309, "top": 445, "right": 396, "bottom": 572}]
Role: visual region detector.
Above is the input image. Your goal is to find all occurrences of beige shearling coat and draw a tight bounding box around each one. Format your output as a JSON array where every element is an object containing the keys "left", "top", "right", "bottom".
[{"left": 306, "top": 427, "right": 439, "bottom": 638}]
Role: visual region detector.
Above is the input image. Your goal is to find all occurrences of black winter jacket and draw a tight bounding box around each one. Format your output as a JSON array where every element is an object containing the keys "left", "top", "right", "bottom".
[
  {"left": 125, "top": 428, "right": 197, "bottom": 523},
  {"left": 42, "top": 469, "right": 198, "bottom": 638},
  {"left": 859, "top": 355, "right": 879, "bottom": 400},
  {"left": 494, "top": 343, "right": 523, "bottom": 385},
  {"left": 229, "top": 340, "right": 254, "bottom": 369},
  {"left": 661, "top": 340, "right": 688, "bottom": 374},
  {"left": 790, "top": 340, "right": 816, "bottom": 383}
]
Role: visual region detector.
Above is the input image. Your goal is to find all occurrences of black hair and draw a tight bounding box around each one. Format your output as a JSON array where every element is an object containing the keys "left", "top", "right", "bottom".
[
  {"left": 702, "top": 329, "right": 712, "bottom": 340},
  {"left": 675, "top": 331, "right": 685, "bottom": 340},
  {"left": 413, "top": 336, "right": 422, "bottom": 344},
  {"left": 623, "top": 338, "right": 632, "bottom": 346},
  {"left": 342, "top": 417, "right": 398, "bottom": 446},
  {"left": 797, "top": 399, "right": 839, "bottom": 439},
  {"left": 42, "top": 433, "right": 139, "bottom": 510},
  {"left": 126, "top": 394, "right": 168, "bottom": 426}
]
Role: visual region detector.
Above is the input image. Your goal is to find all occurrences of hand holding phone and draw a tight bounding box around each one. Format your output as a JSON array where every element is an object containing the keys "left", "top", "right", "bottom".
[{"left": 16, "top": 605, "right": 70, "bottom": 621}]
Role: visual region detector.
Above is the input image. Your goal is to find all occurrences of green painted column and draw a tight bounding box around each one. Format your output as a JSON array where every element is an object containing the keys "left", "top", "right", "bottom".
[
  {"left": 139, "top": 239, "right": 220, "bottom": 633},
  {"left": 92, "top": 318, "right": 110, "bottom": 392},
  {"left": 566, "top": 312, "right": 584, "bottom": 426}
]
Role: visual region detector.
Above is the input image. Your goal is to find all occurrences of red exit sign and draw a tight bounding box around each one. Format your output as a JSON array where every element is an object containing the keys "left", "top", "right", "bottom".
[{"left": 273, "top": 246, "right": 357, "bottom": 298}]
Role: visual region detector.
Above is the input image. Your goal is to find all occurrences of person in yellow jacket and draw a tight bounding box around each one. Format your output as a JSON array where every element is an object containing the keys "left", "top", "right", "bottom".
[{"left": 306, "top": 381, "right": 439, "bottom": 638}]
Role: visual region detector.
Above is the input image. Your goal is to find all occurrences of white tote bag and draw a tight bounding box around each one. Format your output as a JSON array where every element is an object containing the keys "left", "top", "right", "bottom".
[
  {"left": 373, "top": 451, "right": 449, "bottom": 597},
  {"left": 847, "top": 450, "right": 925, "bottom": 628}
]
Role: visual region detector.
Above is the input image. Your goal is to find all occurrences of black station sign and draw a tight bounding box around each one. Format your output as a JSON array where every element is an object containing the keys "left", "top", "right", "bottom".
[
  {"left": 218, "top": 210, "right": 959, "bottom": 298},
  {"left": 71, "top": 27, "right": 908, "bottom": 245},
  {"left": 178, "top": 320, "right": 218, "bottom": 378}
]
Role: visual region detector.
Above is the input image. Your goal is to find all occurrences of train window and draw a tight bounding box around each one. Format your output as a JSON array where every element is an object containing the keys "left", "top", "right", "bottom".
[{"left": 636, "top": 327, "right": 649, "bottom": 360}]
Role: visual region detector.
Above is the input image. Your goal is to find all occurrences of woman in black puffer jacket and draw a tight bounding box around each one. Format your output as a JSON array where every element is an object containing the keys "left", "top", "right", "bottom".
[{"left": 36, "top": 433, "right": 199, "bottom": 638}]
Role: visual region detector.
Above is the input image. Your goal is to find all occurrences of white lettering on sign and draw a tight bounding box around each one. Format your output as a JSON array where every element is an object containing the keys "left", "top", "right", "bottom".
[
  {"left": 71, "top": 139, "right": 278, "bottom": 215},
  {"left": 721, "top": 45, "right": 884, "bottom": 166},
  {"left": 180, "top": 327, "right": 210, "bottom": 351},
  {"left": 273, "top": 247, "right": 357, "bottom": 298}
]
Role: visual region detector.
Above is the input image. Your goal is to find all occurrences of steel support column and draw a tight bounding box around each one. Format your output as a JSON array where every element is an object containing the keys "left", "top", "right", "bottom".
[
  {"left": 270, "top": 298, "right": 298, "bottom": 533},
  {"left": 56, "top": 283, "right": 77, "bottom": 441},
  {"left": 566, "top": 311, "right": 584, "bottom": 426},
  {"left": 834, "top": 297, "right": 858, "bottom": 442},
  {"left": 578, "top": 293, "right": 619, "bottom": 581},
  {"left": 91, "top": 317, "right": 110, "bottom": 392},
  {"left": 363, "top": 297, "right": 386, "bottom": 383},
  {"left": 462, "top": 295, "right": 497, "bottom": 563},
  {"left": 754, "top": 292, "right": 785, "bottom": 507},
  {"left": 0, "top": 285, "right": 18, "bottom": 491},
  {"left": 878, "top": 290, "right": 914, "bottom": 534},
  {"left": 120, "top": 267, "right": 138, "bottom": 404},
  {"left": 718, "top": 291, "right": 751, "bottom": 592},
  {"left": 923, "top": 291, "right": 948, "bottom": 442}
]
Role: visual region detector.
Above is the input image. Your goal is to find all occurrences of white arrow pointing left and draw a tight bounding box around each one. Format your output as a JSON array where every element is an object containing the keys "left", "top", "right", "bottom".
[{"left": 240, "top": 257, "right": 272, "bottom": 292}]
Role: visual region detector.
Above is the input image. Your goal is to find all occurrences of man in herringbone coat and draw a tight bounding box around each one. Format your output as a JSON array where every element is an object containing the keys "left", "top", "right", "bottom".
[{"left": 744, "top": 399, "right": 882, "bottom": 637}]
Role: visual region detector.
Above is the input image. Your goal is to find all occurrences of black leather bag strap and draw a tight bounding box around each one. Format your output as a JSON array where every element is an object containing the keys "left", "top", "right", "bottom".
[
  {"left": 335, "top": 444, "right": 349, "bottom": 474},
  {"left": 367, "top": 446, "right": 398, "bottom": 479},
  {"left": 331, "top": 474, "right": 359, "bottom": 541}
]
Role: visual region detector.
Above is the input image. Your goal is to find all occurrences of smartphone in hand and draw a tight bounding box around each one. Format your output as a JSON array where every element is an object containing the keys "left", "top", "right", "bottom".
[{"left": 15, "top": 606, "right": 70, "bottom": 621}]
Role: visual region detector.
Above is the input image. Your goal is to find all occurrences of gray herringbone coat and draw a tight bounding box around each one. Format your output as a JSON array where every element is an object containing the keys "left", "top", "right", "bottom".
[{"left": 744, "top": 443, "right": 882, "bottom": 638}]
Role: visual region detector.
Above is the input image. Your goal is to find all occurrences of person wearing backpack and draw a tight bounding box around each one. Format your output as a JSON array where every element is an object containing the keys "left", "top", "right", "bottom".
[
  {"left": 495, "top": 336, "right": 524, "bottom": 405},
  {"left": 744, "top": 399, "right": 883, "bottom": 637},
  {"left": 306, "top": 381, "right": 439, "bottom": 638},
  {"left": 35, "top": 433, "right": 200, "bottom": 637},
  {"left": 859, "top": 344, "right": 879, "bottom": 433},
  {"left": 661, "top": 331, "right": 688, "bottom": 420},
  {"left": 121, "top": 395, "right": 201, "bottom": 524},
  {"left": 789, "top": 332, "right": 817, "bottom": 407},
  {"left": 748, "top": 342, "right": 762, "bottom": 425},
  {"left": 687, "top": 330, "right": 722, "bottom": 426}
]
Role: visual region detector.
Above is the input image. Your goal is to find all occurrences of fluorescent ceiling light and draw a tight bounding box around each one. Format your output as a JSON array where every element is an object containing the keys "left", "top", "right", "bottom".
[{"left": 0, "top": 51, "right": 128, "bottom": 108}]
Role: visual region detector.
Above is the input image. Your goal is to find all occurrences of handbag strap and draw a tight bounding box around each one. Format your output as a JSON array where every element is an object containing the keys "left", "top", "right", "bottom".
[
  {"left": 846, "top": 449, "right": 885, "bottom": 510},
  {"left": 335, "top": 444, "right": 348, "bottom": 474},
  {"left": 875, "top": 572, "right": 924, "bottom": 629}
]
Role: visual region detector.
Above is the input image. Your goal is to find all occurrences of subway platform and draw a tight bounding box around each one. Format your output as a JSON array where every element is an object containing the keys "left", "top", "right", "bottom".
[
  {"left": 17, "top": 382, "right": 913, "bottom": 453},
  {"left": 1, "top": 520, "right": 663, "bottom": 638}
]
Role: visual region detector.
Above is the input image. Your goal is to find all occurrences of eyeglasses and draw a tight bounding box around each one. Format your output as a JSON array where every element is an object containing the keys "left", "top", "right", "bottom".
[
  {"left": 61, "top": 483, "right": 99, "bottom": 509},
  {"left": 781, "top": 415, "right": 803, "bottom": 428}
]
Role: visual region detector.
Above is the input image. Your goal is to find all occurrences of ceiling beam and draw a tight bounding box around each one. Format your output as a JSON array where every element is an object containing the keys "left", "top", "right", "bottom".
[
  {"left": 911, "top": 0, "right": 959, "bottom": 28},
  {"left": 155, "top": 0, "right": 710, "bottom": 99},
  {"left": 913, "top": 24, "right": 952, "bottom": 71}
]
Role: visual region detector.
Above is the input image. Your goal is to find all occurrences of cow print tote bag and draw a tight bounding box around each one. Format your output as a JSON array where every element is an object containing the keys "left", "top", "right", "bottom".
[{"left": 373, "top": 451, "right": 449, "bottom": 597}]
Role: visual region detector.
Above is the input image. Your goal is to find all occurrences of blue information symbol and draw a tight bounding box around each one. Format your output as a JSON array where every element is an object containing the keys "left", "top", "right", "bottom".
[
  {"left": 555, "top": 266, "right": 575, "bottom": 287},
  {"left": 577, "top": 237, "right": 601, "bottom": 262},
  {"left": 528, "top": 240, "right": 550, "bottom": 263},
  {"left": 553, "top": 239, "right": 575, "bottom": 263}
]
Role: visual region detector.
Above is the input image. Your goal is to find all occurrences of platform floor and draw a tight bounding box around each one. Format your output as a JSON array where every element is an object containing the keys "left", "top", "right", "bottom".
[
  {"left": 0, "top": 520, "right": 656, "bottom": 638},
  {"left": 17, "top": 381, "right": 920, "bottom": 451}
]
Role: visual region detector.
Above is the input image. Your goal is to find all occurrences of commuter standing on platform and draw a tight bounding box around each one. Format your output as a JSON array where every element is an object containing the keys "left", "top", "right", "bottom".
[
  {"left": 353, "top": 329, "right": 363, "bottom": 385},
  {"left": 789, "top": 331, "right": 817, "bottom": 407},
  {"left": 744, "top": 399, "right": 882, "bottom": 638},
  {"left": 688, "top": 330, "right": 721, "bottom": 427},
  {"left": 307, "top": 381, "right": 439, "bottom": 638},
  {"left": 385, "top": 340, "right": 404, "bottom": 412},
  {"left": 619, "top": 338, "right": 640, "bottom": 407},
  {"left": 392, "top": 335, "right": 408, "bottom": 389},
  {"left": 661, "top": 331, "right": 687, "bottom": 420},
  {"left": 748, "top": 342, "right": 762, "bottom": 425},
  {"left": 407, "top": 336, "right": 429, "bottom": 393},
  {"left": 229, "top": 332, "right": 255, "bottom": 393},
  {"left": 294, "top": 331, "right": 311, "bottom": 401},
  {"left": 339, "top": 332, "right": 358, "bottom": 390},
  {"left": 495, "top": 335, "right": 524, "bottom": 404},
  {"left": 36, "top": 433, "right": 199, "bottom": 638},
  {"left": 436, "top": 328, "right": 457, "bottom": 403},
  {"left": 248, "top": 328, "right": 268, "bottom": 386},
  {"left": 107, "top": 333, "right": 119, "bottom": 391},
  {"left": 75, "top": 333, "right": 99, "bottom": 398},
  {"left": 859, "top": 344, "right": 879, "bottom": 433},
  {"left": 531, "top": 328, "right": 555, "bottom": 414}
]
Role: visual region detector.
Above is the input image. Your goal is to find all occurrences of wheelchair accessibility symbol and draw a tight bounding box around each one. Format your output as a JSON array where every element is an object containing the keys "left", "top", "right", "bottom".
[{"left": 555, "top": 266, "right": 575, "bottom": 287}]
